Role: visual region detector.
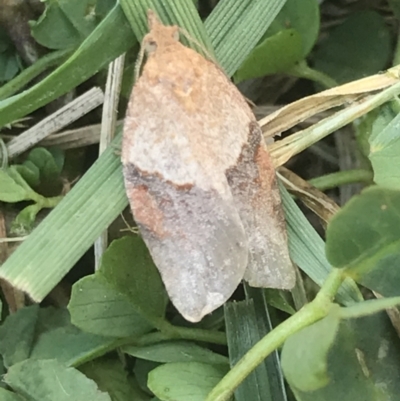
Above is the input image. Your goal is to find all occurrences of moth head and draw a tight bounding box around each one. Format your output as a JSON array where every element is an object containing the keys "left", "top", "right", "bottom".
[{"left": 144, "top": 9, "right": 180, "bottom": 55}]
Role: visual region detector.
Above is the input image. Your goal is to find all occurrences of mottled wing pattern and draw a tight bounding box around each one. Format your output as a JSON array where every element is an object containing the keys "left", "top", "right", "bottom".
[
  {"left": 122, "top": 13, "right": 294, "bottom": 322},
  {"left": 226, "top": 122, "right": 295, "bottom": 289},
  {"left": 123, "top": 165, "right": 248, "bottom": 322},
  {"left": 122, "top": 37, "right": 253, "bottom": 322}
]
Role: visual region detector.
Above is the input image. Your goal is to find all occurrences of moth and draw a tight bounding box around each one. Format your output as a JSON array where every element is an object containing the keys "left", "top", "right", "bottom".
[{"left": 122, "top": 10, "right": 295, "bottom": 322}]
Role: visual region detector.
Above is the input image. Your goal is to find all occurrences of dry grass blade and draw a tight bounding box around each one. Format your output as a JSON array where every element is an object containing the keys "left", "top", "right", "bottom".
[
  {"left": 269, "top": 81, "right": 400, "bottom": 166},
  {"left": 6, "top": 87, "right": 104, "bottom": 158},
  {"left": 40, "top": 123, "right": 109, "bottom": 149},
  {"left": 278, "top": 167, "right": 340, "bottom": 226},
  {"left": 260, "top": 65, "right": 400, "bottom": 138},
  {"left": 94, "top": 54, "right": 126, "bottom": 270}
]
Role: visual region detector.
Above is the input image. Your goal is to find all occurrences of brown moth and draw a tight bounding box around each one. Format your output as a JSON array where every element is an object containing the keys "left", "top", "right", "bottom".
[{"left": 122, "top": 10, "right": 295, "bottom": 322}]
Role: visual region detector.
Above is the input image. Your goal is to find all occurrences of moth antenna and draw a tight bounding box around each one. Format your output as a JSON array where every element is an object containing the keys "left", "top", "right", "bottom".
[
  {"left": 134, "top": 42, "right": 146, "bottom": 82},
  {"left": 178, "top": 27, "right": 217, "bottom": 64}
]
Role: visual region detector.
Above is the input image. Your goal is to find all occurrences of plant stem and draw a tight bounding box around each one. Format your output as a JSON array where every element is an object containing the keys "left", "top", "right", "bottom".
[
  {"left": 136, "top": 325, "right": 227, "bottom": 346},
  {"left": 205, "top": 268, "right": 345, "bottom": 401},
  {"left": 41, "top": 195, "right": 64, "bottom": 208},
  {"left": 71, "top": 325, "right": 227, "bottom": 368},
  {"left": 0, "top": 49, "right": 72, "bottom": 101},
  {"left": 309, "top": 169, "right": 373, "bottom": 191},
  {"left": 287, "top": 61, "right": 338, "bottom": 89}
]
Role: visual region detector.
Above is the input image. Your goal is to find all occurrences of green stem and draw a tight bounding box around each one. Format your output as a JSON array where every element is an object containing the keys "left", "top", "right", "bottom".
[
  {"left": 136, "top": 325, "right": 227, "bottom": 346},
  {"left": 71, "top": 324, "right": 226, "bottom": 367},
  {"left": 42, "top": 195, "right": 64, "bottom": 208},
  {"left": 0, "top": 49, "right": 72, "bottom": 101},
  {"left": 309, "top": 169, "right": 373, "bottom": 191},
  {"left": 29, "top": 194, "right": 63, "bottom": 208},
  {"left": 287, "top": 60, "right": 338, "bottom": 89},
  {"left": 205, "top": 269, "right": 345, "bottom": 401}
]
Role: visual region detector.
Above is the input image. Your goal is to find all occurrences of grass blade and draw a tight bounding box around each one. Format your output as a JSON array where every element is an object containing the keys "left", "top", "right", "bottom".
[{"left": 225, "top": 287, "right": 287, "bottom": 401}]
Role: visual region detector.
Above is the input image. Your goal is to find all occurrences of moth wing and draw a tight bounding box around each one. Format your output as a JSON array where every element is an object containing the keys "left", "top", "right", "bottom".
[
  {"left": 123, "top": 165, "right": 248, "bottom": 322},
  {"left": 227, "top": 122, "right": 296, "bottom": 290}
]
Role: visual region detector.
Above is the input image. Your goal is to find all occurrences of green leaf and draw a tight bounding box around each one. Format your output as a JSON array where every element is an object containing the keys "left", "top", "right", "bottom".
[
  {"left": 234, "top": 29, "right": 303, "bottom": 82},
  {"left": 96, "top": 0, "right": 117, "bottom": 19},
  {"left": 27, "top": 147, "right": 64, "bottom": 183},
  {"left": 7, "top": 166, "right": 40, "bottom": 197},
  {"left": 286, "top": 312, "right": 400, "bottom": 400},
  {"left": 354, "top": 104, "right": 396, "bottom": 159},
  {"left": 30, "top": 308, "right": 115, "bottom": 367},
  {"left": 313, "top": 11, "right": 391, "bottom": 84},
  {"left": 80, "top": 357, "right": 151, "bottom": 401},
  {"left": 0, "top": 305, "right": 39, "bottom": 368},
  {"left": 99, "top": 236, "right": 168, "bottom": 323},
  {"left": 369, "top": 111, "right": 400, "bottom": 189},
  {"left": 0, "top": 50, "right": 20, "bottom": 83},
  {"left": 0, "top": 357, "right": 6, "bottom": 388},
  {"left": 234, "top": 0, "right": 319, "bottom": 82},
  {"left": 69, "top": 274, "right": 153, "bottom": 338},
  {"left": 148, "top": 362, "right": 228, "bottom": 401},
  {"left": 14, "top": 161, "right": 41, "bottom": 188},
  {"left": 0, "top": 28, "right": 21, "bottom": 82},
  {"left": 47, "top": 147, "right": 65, "bottom": 174},
  {"left": 31, "top": 0, "right": 99, "bottom": 50},
  {"left": 326, "top": 186, "right": 400, "bottom": 297},
  {"left": 281, "top": 306, "right": 341, "bottom": 392},
  {"left": 4, "top": 359, "right": 111, "bottom": 401},
  {"left": 134, "top": 359, "right": 160, "bottom": 395},
  {"left": 0, "top": 305, "right": 114, "bottom": 369},
  {"left": 264, "top": 288, "right": 296, "bottom": 315},
  {"left": 389, "top": 0, "right": 400, "bottom": 20},
  {"left": 123, "top": 341, "right": 228, "bottom": 365},
  {"left": 0, "top": 388, "right": 26, "bottom": 401},
  {"left": 11, "top": 204, "right": 42, "bottom": 235},
  {"left": 272, "top": 0, "right": 319, "bottom": 57},
  {"left": 0, "top": 49, "right": 72, "bottom": 101},
  {"left": 69, "top": 236, "right": 167, "bottom": 336},
  {"left": 225, "top": 287, "right": 287, "bottom": 401},
  {"left": 0, "top": 168, "right": 34, "bottom": 202}
]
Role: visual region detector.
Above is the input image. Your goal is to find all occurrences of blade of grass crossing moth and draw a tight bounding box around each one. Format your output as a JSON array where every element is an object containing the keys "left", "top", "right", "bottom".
[
  {"left": 119, "top": 0, "right": 212, "bottom": 55},
  {"left": 279, "top": 184, "right": 363, "bottom": 304},
  {"left": 224, "top": 288, "right": 287, "bottom": 401},
  {"left": 159, "top": 1, "right": 214, "bottom": 53},
  {"left": 205, "top": 0, "right": 250, "bottom": 46},
  {"left": 205, "top": 0, "right": 288, "bottom": 76}
]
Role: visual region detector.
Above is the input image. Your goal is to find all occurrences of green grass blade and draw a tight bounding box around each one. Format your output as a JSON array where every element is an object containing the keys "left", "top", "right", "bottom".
[
  {"left": 205, "top": 0, "right": 287, "bottom": 75},
  {"left": 280, "top": 185, "right": 362, "bottom": 304},
  {"left": 0, "top": 135, "right": 126, "bottom": 300},
  {"left": 120, "top": 0, "right": 213, "bottom": 53},
  {"left": 224, "top": 287, "right": 287, "bottom": 401},
  {"left": 0, "top": 49, "right": 72, "bottom": 101}
]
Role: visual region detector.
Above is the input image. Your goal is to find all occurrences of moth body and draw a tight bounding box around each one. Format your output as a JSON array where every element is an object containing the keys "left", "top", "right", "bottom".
[{"left": 122, "top": 11, "right": 295, "bottom": 322}]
